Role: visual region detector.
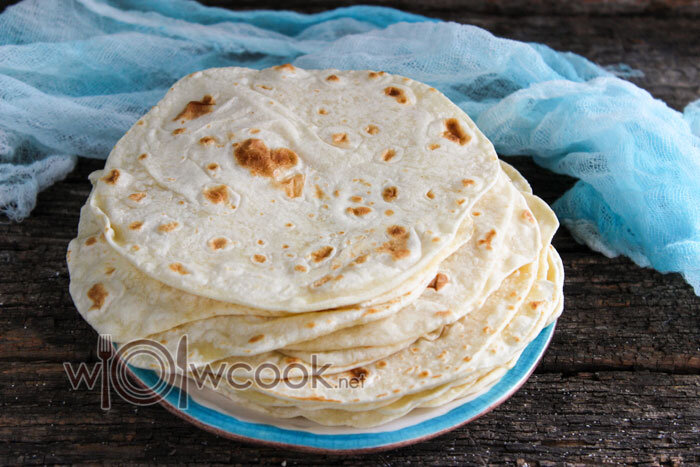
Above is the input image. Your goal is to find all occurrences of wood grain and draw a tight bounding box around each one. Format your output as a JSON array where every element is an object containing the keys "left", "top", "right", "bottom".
[{"left": 1, "top": 3, "right": 699, "bottom": 464}]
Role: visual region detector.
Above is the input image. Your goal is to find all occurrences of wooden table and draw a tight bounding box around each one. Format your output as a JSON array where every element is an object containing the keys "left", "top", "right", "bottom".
[{"left": 1, "top": 1, "right": 699, "bottom": 464}]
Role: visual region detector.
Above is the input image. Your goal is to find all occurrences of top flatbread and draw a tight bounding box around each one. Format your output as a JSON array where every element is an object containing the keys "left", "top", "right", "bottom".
[{"left": 86, "top": 66, "right": 500, "bottom": 311}]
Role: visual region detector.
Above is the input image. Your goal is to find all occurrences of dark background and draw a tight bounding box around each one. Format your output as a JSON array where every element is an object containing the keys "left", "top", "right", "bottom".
[{"left": 1, "top": 0, "right": 699, "bottom": 464}]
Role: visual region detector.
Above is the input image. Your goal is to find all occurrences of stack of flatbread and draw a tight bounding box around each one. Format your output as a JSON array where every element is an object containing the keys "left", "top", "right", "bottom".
[{"left": 67, "top": 66, "right": 563, "bottom": 428}]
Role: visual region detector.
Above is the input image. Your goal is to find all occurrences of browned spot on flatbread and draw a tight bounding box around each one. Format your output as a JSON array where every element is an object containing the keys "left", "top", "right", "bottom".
[
  {"left": 472, "top": 211, "right": 481, "bottom": 216},
  {"left": 426, "top": 190, "right": 435, "bottom": 199},
  {"left": 172, "top": 128, "right": 185, "bottom": 135},
  {"left": 376, "top": 225, "right": 410, "bottom": 260},
  {"left": 208, "top": 237, "right": 228, "bottom": 250},
  {"left": 384, "top": 86, "right": 408, "bottom": 104},
  {"left": 104, "top": 266, "right": 115, "bottom": 275},
  {"left": 483, "top": 326, "right": 493, "bottom": 334},
  {"left": 203, "top": 185, "right": 229, "bottom": 204},
  {"left": 368, "top": 71, "right": 380, "bottom": 79},
  {"left": 313, "top": 275, "right": 333, "bottom": 288},
  {"left": 315, "top": 185, "right": 327, "bottom": 199},
  {"left": 522, "top": 209, "right": 535, "bottom": 223},
  {"left": 418, "top": 371, "right": 429, "bottom": 378},
  {"left": 85, "top": 237, "right": 97, "bottom": 246},
  {"left": 332, "top": 133, "right": 349, "bottom": 146},
  {"left": 326, "top": 74, "right": 339, "bottom": 82},
  {"left": 530, "top": 300, "right": 546, "bottom": 310},
  {"left": 382, "top": 186, "right": 398, "bottom": 202},
  {"left": 294, "top": 265, "right": 307, "bottom": 273},
  {"left": 376, "top": 360, "right": 387, "bottom": 368},
  {"left": 305, "top": 322, "right": 315, "bottom": 328},
  {"left": 346, "top": 206, "right": 372, "bottom": 216},
  {"left": 387, "top": 225, "right": 406, "bottom": 237},
  {"left": 427, "top": 273, "right": 449, "bottom": 291},
  {"left": 169, "top": 263, "right": 188, "bottom": 274},
  {"left": 443, "top": 118, "right": 471, "bottom": 145},
  {"left": 158, "top": 221, "right": 179, "bottom": 232},
  {"left": 350, "top": 196, "right": 363, "bottom": 203},
  {"left": 385, "top": 209, "right": 394, "bottom": 216},
  {"left": 173, "top": 95, "right": 215, "bottom": 121},
  {"left": 429, "top": 143, "right": 440, "bottom": 150},
  {"left": 129, "top": 192, "right": 146, "bottom": 202},
  {"left": 478, "top": 229, "right": 497, "bottom": 250},
  {"left": 258, "top": 85, "right": 272, "bottom": 90},
  {"left": 138, "top": 153, "right": 148, "bottom": 160},
  {"left": 274, "top": 63, "right": 296, "bottom": 72},
  {"left": 362, "top": 308, "right": 380, "bottom": 317},
  {"left": 353, "top": 254, "right": 368, "bottom": 265},
  {"left": 129, "top": 221, "right": 143, "bottom": 230},
  {"left": 207, "top": 163, "right": 219, "bottom": 171},
  {"left": 234, "top": 138, "right": 298, "bottom": 177},
  {"left": 434, "top": 310, "right": 451, "bottom": 316},
  {"left": 318, "top": 108, "right": 328, "bottom": 115},
  {"left": 199, "top": 136, "right": 218, "bottom": 145},
  {"left": 365, "top": 125, "right": 379, "bottom": 135},
  {"left": 280, "top": 173, "right": 305, "bottom": 198},
  {"left": 382, "top": 149, "right": 396, "bottom": 162},
  {"left": 253, "top": 254, "right": 267, "bottom": 263},
  {"left": 87, "top": 283, "right": 108, "bottom": 310},
  {"left": 311, "top": 246, "right": 333, "bottom": 263},
  {"left": 249, "top": 128, "right": 260, "bottom": 134},
  {"left": 297, "top": 395, "right": 341, "bottom": 403},
  {"left": 248, "top": 334, "right": 264, "bottom": 343},
  {"left": 350, "top": 367, "right": 369, "bottom": 380},
  {"left": 102, "top": 169, "right": 120, "bottom": 185}
]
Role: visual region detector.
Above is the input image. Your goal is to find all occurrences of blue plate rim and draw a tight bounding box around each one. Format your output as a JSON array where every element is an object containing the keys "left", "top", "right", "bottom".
[{"left": 127, "top": 322, "right": 556, "bottom": 454}]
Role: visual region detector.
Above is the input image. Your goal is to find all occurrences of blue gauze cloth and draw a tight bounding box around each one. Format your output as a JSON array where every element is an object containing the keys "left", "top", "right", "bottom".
[{"left": 1, "top": 0, "right": 699, "bottom": 294}]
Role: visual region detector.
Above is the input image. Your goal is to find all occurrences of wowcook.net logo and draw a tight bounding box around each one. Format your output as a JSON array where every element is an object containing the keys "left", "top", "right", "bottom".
[{"left": 63, "top": 335, "right": 365, "bottom": 410}]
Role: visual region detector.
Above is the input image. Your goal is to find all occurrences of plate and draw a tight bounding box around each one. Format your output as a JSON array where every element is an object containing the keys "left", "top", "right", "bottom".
[{"left": 127, "top": 322, "right": 555, "bottom": 453}]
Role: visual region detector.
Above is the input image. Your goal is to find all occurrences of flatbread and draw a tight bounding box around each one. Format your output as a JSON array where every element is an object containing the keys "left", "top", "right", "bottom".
[
  {"left": 125, "top": 168, "right": 541, "bottom": 368},
  {"left": 86, "top": 66, "right": 500, "bottom": 312},
  {"left": 65, "top": 65, "right": 565, "bottom": 429},
  {"left": 67, "top": 206, "right": 469, "bottom": 343},
  {"left": 191, "top": 245, "right": 562, "bottom": 427}
]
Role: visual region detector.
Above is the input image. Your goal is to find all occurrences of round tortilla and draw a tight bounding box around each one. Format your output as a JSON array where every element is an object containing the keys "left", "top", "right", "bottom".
[{"left": 86, "top": 66, "right": 500, "bottom": 311}]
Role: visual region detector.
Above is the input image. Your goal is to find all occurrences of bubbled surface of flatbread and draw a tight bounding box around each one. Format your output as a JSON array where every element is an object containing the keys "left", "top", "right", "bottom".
[{"left": 87, "top": 66, "right": 500, "bottom": 311}]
